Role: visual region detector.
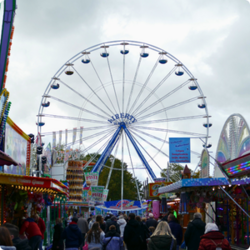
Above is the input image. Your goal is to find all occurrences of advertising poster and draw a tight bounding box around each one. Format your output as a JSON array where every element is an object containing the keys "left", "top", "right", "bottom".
[
  {"left": 148, "top": 182, "right": 172, "bottom": 198},
  {"left": 169, "top": 138, "right": 190, "bottom": 163},
  {"left": 102, "top": 189, "right": 109, "bottom": 202},
  {"left": 84, "top": 172, "right": 99, "bottom": 186},
  {"left": 4, "top": 123, "right": 27, "bottom": 175},
  {"left": 91, "top": 186, "right": 104, "bottom": 202}
]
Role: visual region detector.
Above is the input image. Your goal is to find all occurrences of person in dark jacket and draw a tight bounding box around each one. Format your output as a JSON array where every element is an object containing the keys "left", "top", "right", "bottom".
[
  {"left": 146, "top": 213, "right": 158, "bottom": 229},
  {"left": 103, "top": 225, "right": 124, "bottom": 250},
  {"left": 105, "top": 216, "right": 120, "bottom": 234},
  {"left": 62, "top": 217, "right": 82, "bottom": 250},
  {"left": 198, "top": 223, "right": 231, "bottom": 250},
  {"left": 52, "top": 218, "right": 64, "bottom": 250},
  {"left": 3, "top": 223, "right": 31, "bottom": 250},
  {"left": 147, "top": 221, "right": 176, "bottom": 250},
  {"left": 184, "top": 213, "right": 206, "bottom": 250},
  {"left": 124, "top": 213, "right": 147, "bottom": 250},
  {"left": 168, "top": 214, "right": 182, "bottom": 249}
]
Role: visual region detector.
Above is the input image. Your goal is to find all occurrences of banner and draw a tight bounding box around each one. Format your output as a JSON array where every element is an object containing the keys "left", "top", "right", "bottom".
[
  {"left": 84, "top": 172, "right": 99, "bottom": 186},
  {"left": 52, "top": 132, "right": 56, "bottom": 149},
  {"left": 91, "top": 186, "right": 104, "bottom": 202},
  {"left": 65, "top": 129, "right": 68, "bottom": 145},
  {"left": 80, "top": 126, "right": 83, "bottom": 144},
  {"left": 148, "top": 182, "right": 172, "bottom": 198},
  {"left": 169, "top": 138, "right": 190, "bottom": 163},
  {"left": 73, "top": 128, "right": 77, "bottom": 145},
  {"left": 200, "top": 149, "right": 209, "bottom": 178},
  {"left": 103, "top": 189, "right": 109, "bottom": 202},
  {"left": 59, "top": 130, "right": 62, "bottom": 145}
]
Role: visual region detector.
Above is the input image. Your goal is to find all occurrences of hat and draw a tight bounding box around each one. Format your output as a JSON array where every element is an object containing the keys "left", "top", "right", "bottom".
[
  {"left": 149, "top": 213, "right": 154, "bottom": 217},
  {"left": 119, "top": 215, "right": 124, "bottom": 219},
  {"left": 205, "top": 223, "right": 219, "bottom": 234}
]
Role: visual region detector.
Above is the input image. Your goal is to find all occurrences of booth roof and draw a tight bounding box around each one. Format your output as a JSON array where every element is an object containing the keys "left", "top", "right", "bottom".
[
  {"left": 0, "top": 151, "right": 18, "bottom": 166},
  {"left": 0, "top": 173, "right": 68, "bottom": 196},
  {"left": 158, "top": 177, "right": 250, "bottom": 194}
]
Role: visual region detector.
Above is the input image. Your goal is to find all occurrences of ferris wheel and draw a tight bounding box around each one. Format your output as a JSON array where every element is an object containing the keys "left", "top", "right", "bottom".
[{"left": 37, "top": 40, "right": 211, "bottom": 188}]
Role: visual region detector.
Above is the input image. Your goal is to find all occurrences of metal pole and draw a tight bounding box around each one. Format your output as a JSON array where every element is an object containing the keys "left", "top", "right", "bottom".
[
  {"left": 1, "top": 185, "right": 4, "bottom": 225},
  {"left": 121, "top": 132, "right": 124, "bottom": 212},
  {"left": 219, "top": 186, "right": 250, "bottom": 218},
  {"left": 167, "top": 162, "right": 170, "bottom": 182}
]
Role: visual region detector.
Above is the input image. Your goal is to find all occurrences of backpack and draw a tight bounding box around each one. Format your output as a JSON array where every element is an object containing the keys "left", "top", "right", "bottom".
[{"left": 210, "top": 239, "right": 223, "bottom": 250}]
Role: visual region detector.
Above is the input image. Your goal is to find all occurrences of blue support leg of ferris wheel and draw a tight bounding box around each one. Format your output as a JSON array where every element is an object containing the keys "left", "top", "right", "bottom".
[
  {"left": 121, "top": 123, "right": 157, "bottom": 180},
  {"left": 83, "top": 125, "right": 122, "bottom": 187}
]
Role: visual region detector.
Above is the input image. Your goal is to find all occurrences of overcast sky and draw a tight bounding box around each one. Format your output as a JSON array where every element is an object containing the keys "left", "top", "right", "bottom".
[{"left": 5, "top": 0, "right": 250, "bottom": 181}]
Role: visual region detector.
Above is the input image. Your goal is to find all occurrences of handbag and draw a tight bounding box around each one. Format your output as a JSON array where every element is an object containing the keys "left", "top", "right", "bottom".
[{"left": 83, "top": 243, "right": 88, "bottom": 250}]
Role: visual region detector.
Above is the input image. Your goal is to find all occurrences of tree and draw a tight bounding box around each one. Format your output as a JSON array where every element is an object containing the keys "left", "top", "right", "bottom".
[
  {"left": 83, "top": 154, "right": 143, "bottom": 201},
  {"left": 160, "top": 163, "right": 183, "bottom": 182}
]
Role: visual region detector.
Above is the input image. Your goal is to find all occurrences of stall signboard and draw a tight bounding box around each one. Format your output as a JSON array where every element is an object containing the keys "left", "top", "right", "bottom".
[
  {"left": 4, "top": 122, "right": 27, "bottom": 175},
  {"left": 91, "top": 186, "right": 104, "bottom": 202},
  {"left": 200, "top": 149, "right": 210, "bottom": 178},
  {"left": 148, "top": 182, "right": 172, "bottom": 198},
  {"left": 82, "top": 187, "right": 90, "bottom": 202},
  {"left": 104, "top": 199, "right": 142, "bottom": 210},
  {"left": 103, "top": 189, "right": 109, "bottom": 202},
  {"left": 169, "top": 138, "right": 190, "bottom": 163},
  {"left": 85, "top": 172, "right": 99, "bottom": 186}
]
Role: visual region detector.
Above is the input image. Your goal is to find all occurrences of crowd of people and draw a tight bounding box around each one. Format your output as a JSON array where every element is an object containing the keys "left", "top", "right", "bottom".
[{"left": 0, "top": 211, "right": 232, "bottom": 250}]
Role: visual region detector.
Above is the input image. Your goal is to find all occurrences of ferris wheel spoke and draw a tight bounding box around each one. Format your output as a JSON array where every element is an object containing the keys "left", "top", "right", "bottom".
[
  {"left": 121, "top": 131, "right": 124, "bottom": 210},
  {"left": 122, "top": 45, "right": 126, "bottom": 117},
  {"left": 132, "top": 66, "right": 176, "bottom": 117},
  {"left": 59, "top": 79, "right": 111, "bottom": 117},
  {"left": 105, "top": 48, "right": 122, "bottom": 116},
  {"left": 128, "top": 131, "right": 163, "bottom": 171},
  {"left": 131, "top": 125, "right": 207, "bottom": 137},
  {"left": 38, "top": 114, "right": 108, "bottom": 125},
  {"left": 90, "top": 59, "right": 118, "bottom": 114},
  {"left": 65, "top": 127, "right": 116, "bottom": 147},
  {"left": 43, "top": 95, "right": 108, "bottom": 120},
  {"left": 131, "top": 128, "right": 201, "bottom": 156},
  {"left": 135, "top": 79, "right": 193, "bottom": 117},
  {"left": 133, "top": 115, "right": 208, "bottom": 126},
  {"left": 83, "top": 133, "right": 119, "bottom": 170},
  {"left": 128, "top": 57, "right": 160, "bottom": 115},
  {"left": 125, "top": 56, "right": 142, "bottom": 114},
  {"left": 137, "top": 96, "right": 202, "bottom": 121},
  {"left": 105, "top": 135, "right": 122, "bottom": 189},
  {"left": 130, "top": 129, "right": 169, "bottom": 158},
  {"left": 124, "top": 134, "right": 142, "bottom": 205},
  {"left": 73, "top": 66, "right": 115, "bottom": 115}
]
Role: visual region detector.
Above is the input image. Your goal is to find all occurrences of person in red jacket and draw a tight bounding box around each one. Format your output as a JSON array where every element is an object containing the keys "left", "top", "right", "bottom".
[
  {"left": 34, "top": 214, "right": 46, "bottom": 250},
  {"left": 20, "top": 215, "right": 42, "bottom": 250},
  {"left": 198, "top": 223, "right": 231, "bottom": 250}
]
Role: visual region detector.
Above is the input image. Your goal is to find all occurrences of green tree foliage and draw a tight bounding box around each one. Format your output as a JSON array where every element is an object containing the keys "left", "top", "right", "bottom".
[{"left": 83, "top": 154, "right": 143, "bottom": 201}]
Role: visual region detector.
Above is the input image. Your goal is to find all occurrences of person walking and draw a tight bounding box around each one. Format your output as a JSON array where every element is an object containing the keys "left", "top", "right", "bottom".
[
  {"left": 184, "top": 213, "right": 206, "bottom": 250},
  {"left": 77, "top": 213, "right": 89, "bottom": 248},
  {"left": 3, "top": 223, "right": 30, "bottom": 250},
  {"left": 124, "top": 213, "right": 147, "bottom": 250},
  {"left": 62, "top": 217, "right": 82, "bottom": 250},
  {"left": 89, "top": 215, "right": 96, "bottom": 230},
  {"left": 198, "top": 223, "right": 231, "bottom": 250},
  {"left": 86, "top": 222, "right": 105, "bottom": 249},
  {"left": 147, "top": 221, "right": 176, "bottom": 250},
  {"left": 0, "top": 227, "right": 16, "bottom": 250},
  {"left": 168, "top": 214, "right": 182, "bottom": 250},
  {"left": 96, "top": 215, "right": 106, "bottom": 232},
  {"left": 105, "top": 216, "right": 120, "bottom": 234},
  {"left": 146, "top": 213, "right": 158, "bottom": 229},
  {"left": 103, "top": 225, "right": 124, "bottom": 250},
  {"left": 52, "top": 218, "right": 64, "bottom": 250},
  {"left": 34, "top": 214, "right": 46, "bottom": 250},
  {"left": 117, "top": 215, "right": 127, "bottom": 239},
  {"left": 19, "top": 215, "right": 42, "bottom": 250}
]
